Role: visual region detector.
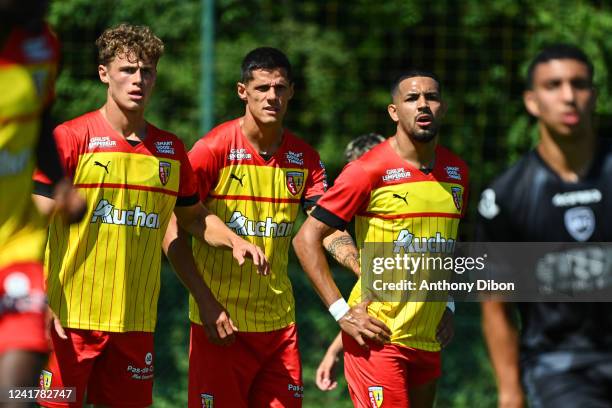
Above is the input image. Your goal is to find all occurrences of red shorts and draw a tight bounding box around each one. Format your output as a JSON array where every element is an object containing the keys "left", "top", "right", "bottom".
[
  {"left": 0, "top": 262, "right": 47, "bottom": 355},
  {"left": 343, "top": 331, "right": 441, "bottom": 408},
  {"left": 188, "top": 322, "right": 303, "bottom": 408},
  {"left": 38, "top": 328, "right": 154, "bottom": 408}
]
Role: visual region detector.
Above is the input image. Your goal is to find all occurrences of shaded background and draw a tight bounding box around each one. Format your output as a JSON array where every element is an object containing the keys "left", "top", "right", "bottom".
[{"left": 47, "top": 0, "right": 612, "bottom": 406}]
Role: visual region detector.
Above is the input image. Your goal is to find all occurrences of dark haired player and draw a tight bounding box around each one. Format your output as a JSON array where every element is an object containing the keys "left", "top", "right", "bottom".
[
  {"left": 294, "top": 71, "right": 468, "bottom": 407},
  {"left": 176, "top": 46, "right": 361, "bottom": 407},
  {"left": 315, "top": 132, "right": 456, "bottom": 393},
  {"left": 478, "top": 44, "right": 612, "bottom": 407}
]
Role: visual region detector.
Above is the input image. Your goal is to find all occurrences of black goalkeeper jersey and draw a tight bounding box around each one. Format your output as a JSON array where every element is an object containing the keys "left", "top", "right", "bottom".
[{"left": 476, "top": 141, "right": 612, "bottom": 361}]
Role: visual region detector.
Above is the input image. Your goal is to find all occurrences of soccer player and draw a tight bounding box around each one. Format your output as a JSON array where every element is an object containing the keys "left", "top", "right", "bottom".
[
  {"left": 315, "top": 132, "right": 457, "bottom": 393},
  {"left": 478, "top": 45, "right": 612, "bottom": 408},
  {"left": 294, "top": 71, "right": 468, "bottom": 407},
  {"left": 32, "top": 24, "right": 265, "bottom": 407},
  {"left": 174, "top": 46, "right": 356, "bottom": 408},
  {"left": 0, "top": 0, "right": 85, "bottom": 395}
]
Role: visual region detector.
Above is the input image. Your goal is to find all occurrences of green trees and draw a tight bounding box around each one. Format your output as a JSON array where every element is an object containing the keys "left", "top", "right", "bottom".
[
  {"left": 49, "top": 0, "right": 612, "bottom": 189},
  {"left": 48, "top": 1, "right": 612, "bottom": 406}
]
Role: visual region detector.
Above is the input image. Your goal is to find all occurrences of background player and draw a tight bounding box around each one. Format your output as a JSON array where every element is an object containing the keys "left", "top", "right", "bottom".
[
  {"left": 294, "top": 71, "right": 468, "bottom": 407},
  {"left": 0, "top": 0, "right": 85, "bottom": 396},
  {"left": 32, "top": 24, "right": 265, "bottom": 407},
  {"left": 478, "top": 44, "right": 612, "bottom": 408}
]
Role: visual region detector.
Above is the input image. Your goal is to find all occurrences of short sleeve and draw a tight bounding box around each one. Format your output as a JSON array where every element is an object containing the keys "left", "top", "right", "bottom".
[
  {"left": 311, "top": 161, "right": 371, "bottom": 231},
  {"left": 302, "top": 153, "right": 328, "bottom": 210},
  {"left": 188, "top": 139, "right": 221, "bottom": 201}
]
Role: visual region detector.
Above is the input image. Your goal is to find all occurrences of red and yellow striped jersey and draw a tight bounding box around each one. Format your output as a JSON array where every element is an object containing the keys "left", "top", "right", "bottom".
[
  {"left": 34, "top": 110, "right": 198, "bottom": 332},
  {"left": 188, "top": 119, "right": 327, "bottom": 332},
  {"left": 314, "top": 139, "right": 469, "bottom": 351},
  {"left": 0, "top": 24, "right": 59, "bottom": 270}
]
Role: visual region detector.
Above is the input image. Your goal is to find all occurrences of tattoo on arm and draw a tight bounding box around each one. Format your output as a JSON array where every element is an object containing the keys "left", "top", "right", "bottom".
[{"left": 324, "top": 234, "right": 361, "bottom": 276}]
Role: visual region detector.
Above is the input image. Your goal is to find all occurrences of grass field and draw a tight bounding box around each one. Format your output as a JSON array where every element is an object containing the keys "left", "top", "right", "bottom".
[{"left": 152, "top": 258, "right": 497, "bottom": 407}]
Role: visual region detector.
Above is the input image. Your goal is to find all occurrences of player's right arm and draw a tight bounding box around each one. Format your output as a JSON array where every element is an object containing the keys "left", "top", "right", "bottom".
[
  {"left": 322, "top": 230, "right": 360, "bottom": 277},
  {"left": 294, "top": 215, "right": 390, "bottom": 348},
  {"left": 482, "top": 301, "right": 524, "bottom": 408},
  {"left": 294, "top": 161, "right": 391, "bottom": 348},
  {"left": 162, "top": 217, "right": 237, "bottom": 345}
]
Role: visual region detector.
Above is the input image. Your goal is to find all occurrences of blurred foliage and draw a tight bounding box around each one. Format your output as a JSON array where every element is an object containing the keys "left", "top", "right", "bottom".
[
  {"left": 48, "top": 0, "right": 612, "bottom": 219},
  {"left": 47, "top": 0, "right": 612, "bottom": 406}
]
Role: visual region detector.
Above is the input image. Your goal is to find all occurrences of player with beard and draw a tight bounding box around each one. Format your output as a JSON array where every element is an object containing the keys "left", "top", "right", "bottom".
[
  {"left": 478, "top": 44, "right": 612, "bottom": 408},
  {"left": 315, "top": 133, "right": 456, "bottom": 394},
  {"left": 294, "top": 71, "right": 468, "bottom": 407}
]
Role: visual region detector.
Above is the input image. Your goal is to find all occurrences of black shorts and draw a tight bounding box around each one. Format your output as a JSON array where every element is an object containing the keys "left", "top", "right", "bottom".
[{"left": 522, "top": 352, "right": 612, "bottom": 408}]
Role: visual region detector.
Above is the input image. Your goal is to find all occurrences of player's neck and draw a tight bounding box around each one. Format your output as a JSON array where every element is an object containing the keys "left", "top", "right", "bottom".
[
  {"left": 537, "top": 126, "right": 596, "bottom": 182},
  {"left": 391, "top": 132, "right": 437, "bottom": 171},
  {"left": 100, "top": 100, "right": 147, "bottom": 142},
  {"left": 240, "top": 115, "right": 283, "bottom": 155}
]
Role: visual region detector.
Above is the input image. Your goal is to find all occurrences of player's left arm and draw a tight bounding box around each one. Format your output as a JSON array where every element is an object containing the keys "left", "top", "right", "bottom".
[{"left": 173, "top": 203, "right": 269, "bottom": 275}]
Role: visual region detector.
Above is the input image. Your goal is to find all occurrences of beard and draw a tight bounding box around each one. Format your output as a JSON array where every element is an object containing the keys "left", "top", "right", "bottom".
[
  {"left": 409, "top": 126, "right": 438, "bottom": 143},
  {"left": 410, "top": 129, "right": 438, "bottom": 143}
]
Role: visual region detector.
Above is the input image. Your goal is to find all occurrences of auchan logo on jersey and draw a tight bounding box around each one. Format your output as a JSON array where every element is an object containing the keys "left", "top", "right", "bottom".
[
  {"left": 226, "top": 211, "right": 293, "bottom": 238},
  {"left": 91, "top": 199, "right": 160, "bottom": 229},
  {"left": 393, "top": 229, "right": 455, "bottom": 254}
]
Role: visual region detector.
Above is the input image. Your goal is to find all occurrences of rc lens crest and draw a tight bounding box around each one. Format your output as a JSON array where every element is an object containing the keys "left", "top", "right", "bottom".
[
  {"left": 40, "top": 369, "right": 52, "bottom": 390},
  {"left": 200, "top": 393, "right": 214, "bottom": 408},
  {"left": 451, "top": 186, "right": 463, "bottom": 211},
  {"left": 159, "top": 161, "right": 171, "bottom": 186},
  {"left": 368, "top": 386, "right": 383, "bottom": 407},
  {"left": 286, "top": 171, "right": 304, "bottom": 196}
]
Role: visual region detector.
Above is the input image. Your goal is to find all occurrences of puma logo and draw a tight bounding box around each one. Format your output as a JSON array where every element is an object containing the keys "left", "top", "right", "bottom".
[
  {"left": 94, "top": 161, "right": 110, "bottom": 174},
  {"left": 392, "top": 192, "right": 408, "bottom": 205},
  {"left": 230, "top": 173, "right": 245, "bottom": 187}
]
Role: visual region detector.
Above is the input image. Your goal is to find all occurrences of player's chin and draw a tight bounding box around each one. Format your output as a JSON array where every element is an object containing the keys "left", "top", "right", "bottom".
[
  {"left": 411, "top": 129, "right": 437, "bottom": 143},
  {"left": 121, "top": 100, "right": 146, "bottom": 111}
]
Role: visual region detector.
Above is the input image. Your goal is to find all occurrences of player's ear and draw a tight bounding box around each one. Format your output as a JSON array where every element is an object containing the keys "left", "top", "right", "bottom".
[
  {"left": 237, "top": 82, "right": 247, "bottom": 102},
  {"left": 98, "top": 64, "right": 109, "bottom": 84},
  {"left": 523, "top": 90, "right": 540, "bottom": 117},
  {"left": 387, "top": 103, "right": 399, "bottom": 122}
]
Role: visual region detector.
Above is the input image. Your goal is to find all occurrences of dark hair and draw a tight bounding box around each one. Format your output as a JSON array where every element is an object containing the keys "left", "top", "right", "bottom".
[
  {"left": 241, "top": 47, "right": 292, "bottom": 83},
  {"left": 526, "top": 44, "right": 594, "bottom": 88},
  {"left": 391, "top": 69, "right": 442, "bottom": 97},
  {"left": 344, "top": 133, "right": 385, "bottom": 162}
]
